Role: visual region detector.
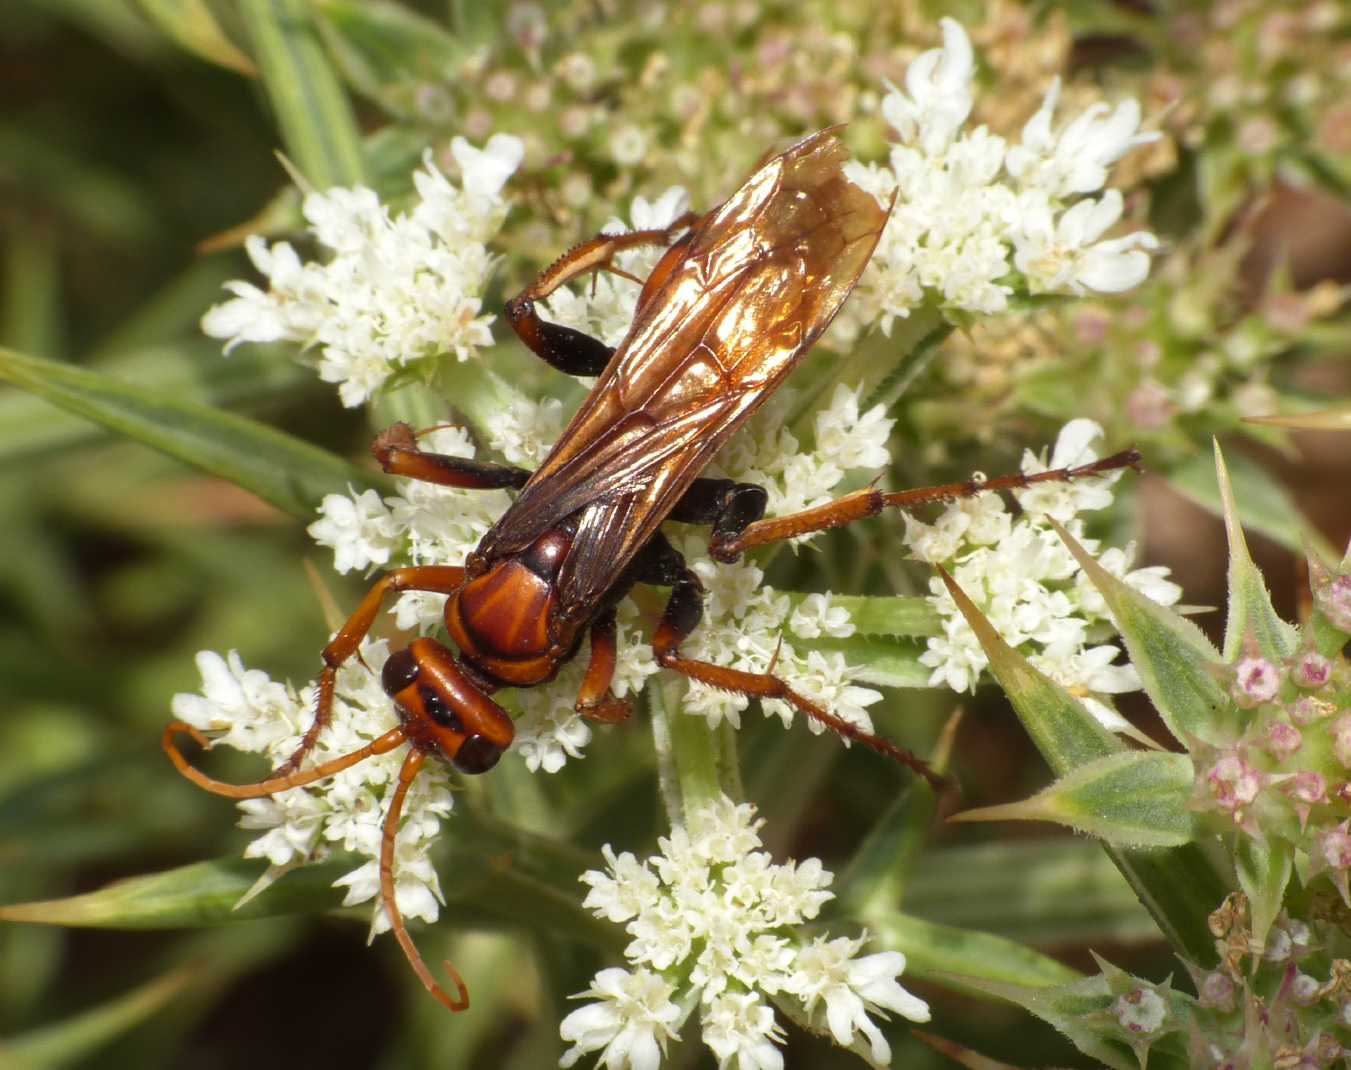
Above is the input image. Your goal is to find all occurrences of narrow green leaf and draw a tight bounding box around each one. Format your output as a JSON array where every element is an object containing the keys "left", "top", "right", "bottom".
[
  {"left": 3, "top": 966, "right": 193, "bottom": 1068},
  {"left": 314, "top": 0, "right": 472, "bottom": 103},
  {"left": 945, "top": 971, "right": 1191, "bottom": 1070},
  {"left": 814, "top": 636, "right": 933, "bottom": 689},
  {"left": 135, "top": 0, "right": 257, "bottom": 74},
  {"left": 816, "top": 594, "right": 942, "bottom": 637},
  {"left": 0, "top": 857, "right": 351, "bottom": 928},
  {"left": 937, "top": 560, "right": 1225, "bottom": 966},
  {"left": 1234, "top": 836, "right": 1293, "bottom": 957},
  {"left": 0, "top": 346, "right": 378, "bottom": 518},
  {"left": 863, "top": 911, "right": 1080, "bottom": 990},
  {"left": 1245, "top": 407, "right": 1351, "bottom": 432},
  {"left": 1049, "top": 519, "right": 1226, "bottom": 746},
  {"left": 1214, "top": 441, "right": 1298, "bottom": 661},
  {"left": 1165, "top": 448, "right": 1336, "bottom": 561},
  {"left": 837, "top": 775, "right": 936, "bottom": 917},
  {"left": 240, "top": 0, "right": 367, "bottom": 188},
  {"left": 936, "top": 567, "right": 1122, "bottom": 772},
  {"left": 902, "top": 840, "right": 1155, "bottom": 946},
  {"left": 951, "top": 752, "right": 1196, "bottom": 848}
]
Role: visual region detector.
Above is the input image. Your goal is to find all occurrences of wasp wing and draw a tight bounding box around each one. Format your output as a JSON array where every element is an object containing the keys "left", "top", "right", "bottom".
[{"left": 481, "top": 130, "right": 888, "bottom": 617}]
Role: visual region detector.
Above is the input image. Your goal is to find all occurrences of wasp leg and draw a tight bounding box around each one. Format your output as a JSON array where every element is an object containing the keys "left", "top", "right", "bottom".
[
  {"left": 574, "top": 608, "right": 631, "bottom": 724},
  {"left": 372, "top": 423, "right": 530, "bottom": 490},
  {"left": 271, "top": 566, "right": 468, "bottom": 778},
  {"left": 505, "top": 212, "right": 699, "bottom": 377},
  {"left": 669, "top": 478, "right": 768, "bottom": 543},
  {"left": 634, "top": 535, "right": 946, "bottom": 789},
  {"left": 708, "top": 447, "right": 1143, "bottom": 563}
]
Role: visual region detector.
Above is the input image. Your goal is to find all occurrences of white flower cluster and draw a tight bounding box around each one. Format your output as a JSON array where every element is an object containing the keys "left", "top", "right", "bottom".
[
  {"left": 842, "top": 18, "right": 1159, "bottom": 335},
  {"left": 170, "top": 642, "right": 452, "bottom": 934},
  {"left": 905, "top": 419, "right": 1182, "bottom": 732},
  {"left": 562, "top": 795, "right": 929, "bottom": 1070},
  {"left": 202, "top": 135, "right": 524, "bottom": 406}
]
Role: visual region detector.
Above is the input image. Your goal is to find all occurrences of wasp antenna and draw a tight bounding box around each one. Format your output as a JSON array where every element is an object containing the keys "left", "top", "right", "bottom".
[
  {"left": 162, "top": 721, "right": 407, "bottom": 799},
  {"left": 381, "top": 748, "right": 470, "bottom": 1013}
]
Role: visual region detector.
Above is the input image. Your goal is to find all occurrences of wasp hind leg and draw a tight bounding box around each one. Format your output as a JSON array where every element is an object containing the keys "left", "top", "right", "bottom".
[
  {"left": 371, "top": 423, "right": 531, "bottom": 490},
  {"left": 632, "top": 534, "right": 946, "bottom": 789}
]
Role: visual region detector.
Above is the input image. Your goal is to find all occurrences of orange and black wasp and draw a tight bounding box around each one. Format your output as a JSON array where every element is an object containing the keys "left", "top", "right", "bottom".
[{"left": 164, "top": 129, "right": 1138, "bottom": 1013}]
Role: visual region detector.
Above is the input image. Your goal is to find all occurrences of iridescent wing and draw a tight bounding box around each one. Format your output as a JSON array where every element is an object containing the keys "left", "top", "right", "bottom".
[{"left": 479, "top": 130, "right": 888, "bottom": 616}]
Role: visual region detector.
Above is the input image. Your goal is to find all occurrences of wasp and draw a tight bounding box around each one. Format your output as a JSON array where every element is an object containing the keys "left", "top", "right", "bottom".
[{"left": 164, "top": 130, "right": 1139, "bottom": 1013}]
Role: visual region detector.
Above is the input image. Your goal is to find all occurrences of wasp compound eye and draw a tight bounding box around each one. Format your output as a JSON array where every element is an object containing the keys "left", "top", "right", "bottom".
[
  {"left": 381, "top": 647, "right": 420, "bottom": 696},
  {"left": 453, "top": 735, "right": 503, "bottom": 775}
]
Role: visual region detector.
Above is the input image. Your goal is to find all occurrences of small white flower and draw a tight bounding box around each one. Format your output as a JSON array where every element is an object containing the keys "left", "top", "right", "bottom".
[
  {"left": 203, "top": 140, "right": 522, "bottom": 407},
  {"left": 571, "top": 796, "right": 921, "bottom": 1068},
  {"left": 790, "top": 936, "right": 930, "bottom": 1065},
  {"left": 839, "top": 19, "right": 1157, "bottom": 334},
  {"left": 559, "top": 968, "right": 681, "bottom": 1070},
  {"left": 308, "top": 488, "right": 402, "bottom": 574},
  {"left": 813, "top": 384, "right": 894, "bottom": 471},
  {"left": 911, "top": 421, "right": 1180, "bottom": 727},
  {"left": 486, "top": 395, "right": 568, "bottom": 466}
]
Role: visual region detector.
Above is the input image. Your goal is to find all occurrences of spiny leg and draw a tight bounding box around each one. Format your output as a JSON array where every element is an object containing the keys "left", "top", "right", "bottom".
[
  {"left": 272, "top": 565, "right": 468, "bottom": 778},
  {"left": 380, "top": 748, "right": 470, "bottom": 1013},
  {"left": 635, "top": 535, "right": 946, "bottom": 789},
  {"left": 574, "top": 609, "right": 631, "bottom": 724},
  {"left": 505, "top": 212, "right": 699, "bottom": 377},
  {"left": 708, "top": 448, "right": 1143, "bottom": 563},
  {"left": 372, "top": 422, "right": 530, "bottom": 490}
]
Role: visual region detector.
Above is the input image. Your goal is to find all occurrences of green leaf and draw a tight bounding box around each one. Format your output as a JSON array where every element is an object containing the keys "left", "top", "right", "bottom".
[
  {"left": 240, "top": 0, "right": 367, "bottom": 188},
  {"left": 1049, "top": 519, "right": 1226, "bottom": 747},
  {"left": 1245, "top": 407, "right": 1351, "bottom": 432},
  {"left": 0, "top": 857, "right": 352, "bottom": 928},
  {"left": 816, "top": 594, "right": 942, "bottom": 637},
  {"left": 951, "top": 752, "right": 1197, "bottom": 848},
  {"left": 1165, "top": 448, "right": 1336, "bottom": 561},
  {"left": 1234, "top": 836, "right": 1293, "bottom": 957},
  {"left": 814, "top": 636, "right": 933, "bottom": 689},
  {"left": 314, "top": 0, "right": 472, "bottom": 105},
  {"left": 134, "top": 0, "right": 257, "bottom": 75},
  {"left": 936, "top": 567, "right": 1122, "bottom": 772},
  {"left": 946, "top": 971, "right": 1191, "bottom": 1070},
  {"left": 3, "top": 966, "right": 194, "bottom": 1068},
  {"left": 0, "top": 346, "right": 378, "bottom": 518},
  {"left": 902, "top": 840, "right": 1155, "bottom": 946},
  {"left": 1213, "top": 441, "right": 1298, "bottom": 661},
  {"left": 938, "top": 557, "right": 1226, "bottom": 966}
]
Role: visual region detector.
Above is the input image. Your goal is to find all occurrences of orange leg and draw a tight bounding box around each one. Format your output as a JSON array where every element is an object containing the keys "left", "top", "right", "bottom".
[
  {"left": 505, "top": 213, "right": 700, "bottom": 377},
  {"left": 635, "top": 535, "right": 947, "bottom": 789},
  {"left": 371, "top": 422, "right": 530, "bottom": 490},
  {"left": 380, "top": 748, "right": 470, "bottom": 1013},
  {"left": 708, "top": 448, "right": 1142, "bottom": 562},
  {"left": 271, "top": 565, "right": 467, "bottom": 778},
  {"left": 574, "top": 609, "right": 631, "bottom": 724}
]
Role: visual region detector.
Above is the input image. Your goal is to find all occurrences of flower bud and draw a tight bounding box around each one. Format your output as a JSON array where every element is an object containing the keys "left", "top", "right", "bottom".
[
  {"left": 1292, "top": 651, "right": 1333, "bottom": 689},
  {"left": 1265, "top": 721, "right": 1302, "bottom": 761},
  {"left": 1232, "top": 656, "right": 1281, "bottom": 706}
]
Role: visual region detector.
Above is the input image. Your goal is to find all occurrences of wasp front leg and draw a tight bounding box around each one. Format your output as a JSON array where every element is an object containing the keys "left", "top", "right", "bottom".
[
  {"left": 573, "top": 608, "right": 631, "bottom": 724},
  {"left": 505, "top": 212, "right": 699, "bottom": 377}
]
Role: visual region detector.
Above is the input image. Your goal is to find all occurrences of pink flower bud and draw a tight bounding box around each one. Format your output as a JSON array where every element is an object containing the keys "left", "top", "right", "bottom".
[
  {"left": 1320, "top": 822, "right": 1351, "bottom": 870},
  {"left": 1292, "top": 696, "right": 1335, "bottom": 726},
  {"left": 1198, "top": 970, "right": 1236, "bottom": 1011},
  {"left": 1233, "top": 656, "right": 1281, "bottom": 706},
  {"left": 1264, "top": 721, "right": 1302, "bottom": 761},
  {"left": 1332, "top": 715, "right": 1351, "bottom": 768},
  {"left": 1112, "top": 988, "right": 1167, "bottom": 1035},
  {"left": 1286, "top": 771, "right": 1328, "bottom": 807},
  {"left": 1313, "top": 571, "right": 1351, "bottom": 633},
  {"left": 1291, "top": 972, "right": 1321, "bottom": 1006},
  {"left": 1292, "top": 651, "right": 1333, "bottom": 689},
  {"left": 1206, "top": 754, "right": 1262, "bottom": 813}
]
